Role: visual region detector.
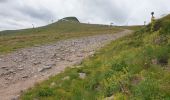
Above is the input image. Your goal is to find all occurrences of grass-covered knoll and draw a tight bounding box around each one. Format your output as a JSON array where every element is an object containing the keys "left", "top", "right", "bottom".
[
  {"left": 0, "top": 19, "right": 121, "bottom": 54},
  {"left": 21, "top": 15, "right": 170, "bottom": 100}
]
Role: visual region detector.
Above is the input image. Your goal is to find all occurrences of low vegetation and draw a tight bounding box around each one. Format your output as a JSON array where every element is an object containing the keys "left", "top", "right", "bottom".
[
  {"left": 0, "top": 17, "right": 121, "bottom": 54},
  {"left": 21, "top": 15, "right": 170, "bottom": 100},
  {"left": 119, "top": 25, "right": 144, "bottom": 31}
]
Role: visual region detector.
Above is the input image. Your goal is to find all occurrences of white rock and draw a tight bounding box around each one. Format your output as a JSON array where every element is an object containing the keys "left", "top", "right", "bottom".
[
  {"left": 62, "top": 76, "right": 70, "bottom": 80},
  {"left": 79, "top": 73, "right": 86, "bottom": 79},
  {"left": 50, "top": 82, "right": 56, "bottom": 87}
]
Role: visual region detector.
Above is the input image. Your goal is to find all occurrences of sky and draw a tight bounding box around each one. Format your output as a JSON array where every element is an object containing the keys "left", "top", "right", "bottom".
[{"left": 0, "top": 0, "right": 170, "bottom": 31}]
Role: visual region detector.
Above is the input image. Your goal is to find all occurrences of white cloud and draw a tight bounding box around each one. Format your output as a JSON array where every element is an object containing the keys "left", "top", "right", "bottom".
[{"left": 0, "top": 0, "right": 170, "bottom": 31}]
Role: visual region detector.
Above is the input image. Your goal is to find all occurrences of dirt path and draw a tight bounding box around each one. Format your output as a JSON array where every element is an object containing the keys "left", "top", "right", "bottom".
[{"left": 0, "top": 30, "right": 132, "bottom": 100}]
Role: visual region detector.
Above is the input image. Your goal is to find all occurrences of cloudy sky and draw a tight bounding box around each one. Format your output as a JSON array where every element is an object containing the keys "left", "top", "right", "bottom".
[{"left": 0, "top": 0, "right": 170, "bottom": 31}]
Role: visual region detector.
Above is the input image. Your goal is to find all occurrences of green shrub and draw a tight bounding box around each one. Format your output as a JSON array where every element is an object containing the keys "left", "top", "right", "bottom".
[
  {"left": 111, "top": 60, "right": 127, "bottom": 72},
  {"left": 132, "top": 78, "right": 162, "bottom": 100},
  {"left": 160, "top": 20, "right": 170, "bottom": 35},
  {"left": 37, "top": 87, "right": 54, "bottom": 97}
]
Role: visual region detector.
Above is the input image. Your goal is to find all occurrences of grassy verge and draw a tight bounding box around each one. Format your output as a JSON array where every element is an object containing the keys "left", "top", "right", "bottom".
[
  {"left": 21, "top": 15, "right": 170, "bottom": 100},
  {"left": 119, "top": 25, "right": 144, "bottom": 31},
  {"left": 0, "top": 22, "right": 121, "bottom": 54}
]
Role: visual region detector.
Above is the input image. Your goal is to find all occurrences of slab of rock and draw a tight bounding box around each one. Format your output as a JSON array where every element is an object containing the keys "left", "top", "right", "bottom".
[
  {"left": 11, "top": 95, "right": 20, "bottom": 100},
  {"left": 50, "top": 82, "right": 56, "bottom": 87},
  {"left": 104, "top": 96, "right": 114, "bottom": 100},
  {"left": 22, "top": 75, "right": 29, "bottom": 79},
  {"left": 38, "top": 65, "right": 53, "bottom": 72},
  {"left": 33, "top": 61, "right": 41, "bottom": 65},
  {"left": 79, "top": 73, "right": 86, "bottom": 79},
  {"left": 1, "top": 66, "right": 8, "bottom": 71},
  {"left": 17, "top": 67, "right": 24, "bottom": 71},
  {"left": 62, "top": 76, "right": 70, "bottom": 80}
]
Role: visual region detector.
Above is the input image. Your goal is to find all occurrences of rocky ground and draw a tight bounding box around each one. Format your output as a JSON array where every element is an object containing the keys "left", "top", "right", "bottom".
[{"left": 0, "top": 30, "right": 132, "bottom": 100}]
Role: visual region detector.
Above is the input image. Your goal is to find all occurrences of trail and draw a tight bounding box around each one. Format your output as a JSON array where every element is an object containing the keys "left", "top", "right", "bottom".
[{"left": 0, "top": 29, "right": 132, "bottom": 100}]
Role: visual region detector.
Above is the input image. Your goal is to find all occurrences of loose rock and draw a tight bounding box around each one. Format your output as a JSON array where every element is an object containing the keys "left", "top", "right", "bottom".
[
  {"left": 38, "top": 65, "right": 53, "bottom": 72},
  {"left": 62, "top": 76, "right": 70, "bottom": 80},
  {"left": 79, "top": 73, "right": 86, "bottom": 79}
]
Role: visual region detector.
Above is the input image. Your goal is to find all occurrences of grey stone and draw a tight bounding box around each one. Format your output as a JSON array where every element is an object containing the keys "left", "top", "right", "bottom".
[
  {"left": 8, "top": 69, "right": 15, "bottom": 74},
  {"left": 22, "top": 75, "right": 29, "bottom": 78},
  {"left": 5, "top": 77, "right": 13, "bottom": 80},
  {"left": 1, "top": 66, "right": 8, "bottom": 70},
  {"left": 104, "top": 96, "right": 114, "bottom": 100},
  {"left": 62, "top": 76, "right": 70, "bottom": 80},
  {"left": 38, "top": 65, "right": 53, "bottom": 72},
  {"left": 77, "top": 54, "right": 83, "bottom": 57},
  {"left": 11, "top": 95, "right": 20, "bottom": 100},
  {"left": 152, "top": 59, "right": 158, "bottom": 65},
  {"left": 50, "top": 82, "right": 56, "bottom": 87},
  {"left": 79, "top": 73, "right": 86, "bottom": 79},
  {"left": 33, "top": 62, "right": 41, "bottom": 65},
  {"left": 67, "top": 59, "right": 73, "bottom": 62}
]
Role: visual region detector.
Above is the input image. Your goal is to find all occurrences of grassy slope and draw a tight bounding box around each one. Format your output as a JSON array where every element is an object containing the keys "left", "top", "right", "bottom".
[
  {"left": 21, "top": 15, "right": 170, "bottom": 100},
  {"left": 0, "top": 21, "right": 121, "bottom": 54},
  {"left": 119, "top": 25, "right": 144, "bottom": 31}
]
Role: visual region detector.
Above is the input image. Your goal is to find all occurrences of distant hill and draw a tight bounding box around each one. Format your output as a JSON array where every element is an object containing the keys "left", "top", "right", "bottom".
[
  {"left": 58, "top": 17, "right": 80, "bottom": 23},
  {"left": 0, "top": 17, "right": 121, "bottom": 53},
  {"left": 0, "top": 17, "right": 80, "bottom": 36}
]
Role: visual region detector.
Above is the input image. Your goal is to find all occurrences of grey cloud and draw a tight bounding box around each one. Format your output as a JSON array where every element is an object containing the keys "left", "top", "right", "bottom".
[
  {"left": 0, "top": 0, "right": 8, "bottom": 3},
  {"left": 0, "top": 0, "right": 170, "bottom": 31},
  {"left": 16, "top": 5, "right": 55, "bottom": 22},
  {"left": 77, "top": 0, "right": 129, "bottom": 24}
]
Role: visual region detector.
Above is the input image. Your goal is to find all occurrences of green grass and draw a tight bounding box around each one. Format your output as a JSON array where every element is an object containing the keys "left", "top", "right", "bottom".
[
  {"left": 0, "top": 21, "right": 121, "bottom": 54},
  {"left": 21, "top": 15, "right": 170, "bottom": 100},
  {"left": 119, "top": 25, "right": 144, "bottom": 31}
]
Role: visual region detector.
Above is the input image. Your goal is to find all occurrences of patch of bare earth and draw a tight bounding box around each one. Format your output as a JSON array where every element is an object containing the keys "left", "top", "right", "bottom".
[{"left": 0, "top": 30, "right": 132, "bottom": 100}]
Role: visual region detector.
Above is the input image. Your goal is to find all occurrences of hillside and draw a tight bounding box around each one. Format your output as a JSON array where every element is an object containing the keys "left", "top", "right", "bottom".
[
  {"left": 0, "top": 17, "right": 121, "bottom": 54},
  {"left": 58, "top": 17, "right": 80, "bottom": 23},
  {"left": 21, "top": 15, "right": 170, "bottom": 99}
]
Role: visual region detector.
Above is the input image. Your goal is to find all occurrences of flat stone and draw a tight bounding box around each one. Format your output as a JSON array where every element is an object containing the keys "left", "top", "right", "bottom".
[
  {"left": 67, "top": 59, "right": 73, "bottom": 62},
  {"left": 17, "top": 67, "right": 24, "bottom": 71},
  {"left": 22, "top": 75, "right": 29, "bottom": 78},
  {"left": 77, "top": 54, "right": 83, "bottom": 57},
  {"left": 1, "top": 66, "right": 7, "bottom": 69},
  {"left": 33, "top": 62, "right": 41, "bottom": 65},
  {"left": 104, "top": 96, "right": 114, "bottom": 100},
  {"left": 51, "top": 54, "right": 58, "bottom": 59},
  {"left": 5, "top": 77, "right": 13, "bottom": 80},
  {"left": 57, "top": 58, "right": 61, "bottom": 60},
  {"left": 38, "top": 65, "right": 53, "bottom": 72},
  {"left": 152, "top": 59, "right": 158, "bottom": 65},
  {"left": 8, "top": 69, "right": 15, "bottom": 74},
  {"left": 75, "top": 65, "right": 83, "bottom": 68},
  {"left": 11, "top": 95, "right": 20, "bottom": 100},
  {"left": 50, "top": 82, "right": 56, "bottom": 87},
  {"left": 62, "top": 76, "right": 70, "bottom": 80},
  {"left": 74, "top": 61, "right": 82, "bottom": 65},
  {"left": 1, "top": 66, "right": 8, "bottom": 70},
  {"left": 79, "top": 73, "right": 86, "bottom": 79}
]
